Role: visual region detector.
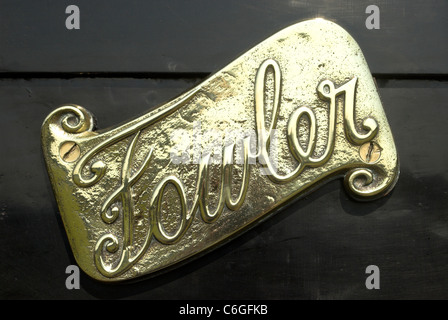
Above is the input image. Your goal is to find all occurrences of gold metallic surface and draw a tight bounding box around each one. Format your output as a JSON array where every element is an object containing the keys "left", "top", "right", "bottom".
[
  {"left": 41, "top": 19, "right": 399, "bottom": 282},
  {"left": 59, "top": 141, "right": 81, "bottom": 163},
  {"left": 360, "top": 141, "right": 382, "bottom": 164}
]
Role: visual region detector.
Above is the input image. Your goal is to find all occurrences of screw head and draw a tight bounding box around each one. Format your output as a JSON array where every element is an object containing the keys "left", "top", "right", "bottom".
[
  {"left": 59, "top": 141, "right": 80, "bottom": 163},
  {"left": 359, "top": 142, "right": 382, "bottom": 163}
]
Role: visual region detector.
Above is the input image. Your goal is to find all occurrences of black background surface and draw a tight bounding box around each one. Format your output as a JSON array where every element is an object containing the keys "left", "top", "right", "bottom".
[{"left": 1, "top": 0, "right": 447, "bottom": 300}]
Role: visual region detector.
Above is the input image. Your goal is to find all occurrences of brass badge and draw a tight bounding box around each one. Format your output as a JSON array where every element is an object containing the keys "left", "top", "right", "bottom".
[{"left": 41, "top": 19, "right": 399, "bottom": 282}]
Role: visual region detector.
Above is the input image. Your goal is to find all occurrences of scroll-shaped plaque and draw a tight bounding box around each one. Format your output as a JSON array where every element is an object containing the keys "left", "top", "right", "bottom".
[{"left": 41, "top": 19, "right": 399, "bottom": 282}]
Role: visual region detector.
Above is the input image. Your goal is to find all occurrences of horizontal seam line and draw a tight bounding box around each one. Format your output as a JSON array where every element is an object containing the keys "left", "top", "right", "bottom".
[{"left": 0, "top": 72, "right": 447, "bottom": 81}]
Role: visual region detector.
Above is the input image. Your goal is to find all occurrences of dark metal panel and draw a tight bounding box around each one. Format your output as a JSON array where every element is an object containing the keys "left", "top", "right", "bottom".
[
  {"left": 0, "top": 0, "right": 447, "bottom": 74},
  {"left": 1, "top": 78, "right": 447, "bottom": 299}
]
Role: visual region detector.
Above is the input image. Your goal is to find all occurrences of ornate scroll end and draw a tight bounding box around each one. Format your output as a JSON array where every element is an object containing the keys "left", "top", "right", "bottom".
[
  {"left": 41, "top": 104, "right": 104, "bottom": 186},
  {"left": 344, "top": 165, "right": 400, "bottom": 202},
  {"left": 41, "top": 104, "right": 98, "bottom": 173},
  {"left": 41, "top": 18, "right": 399, "bottom": 282},
  {"left": 42, "top": 104, "right": 97, "bottom": 137},
  {"left": 343, "top": 138, "right": 400, "bottom": 201}
]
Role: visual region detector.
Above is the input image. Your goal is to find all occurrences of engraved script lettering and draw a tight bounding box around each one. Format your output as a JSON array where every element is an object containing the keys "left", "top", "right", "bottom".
[
  {"left": 91, "top": 59, "right": 378, "bottom": 277},
  {"left": 42, "top": 19, "right": 399, "bottom": 282}
]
